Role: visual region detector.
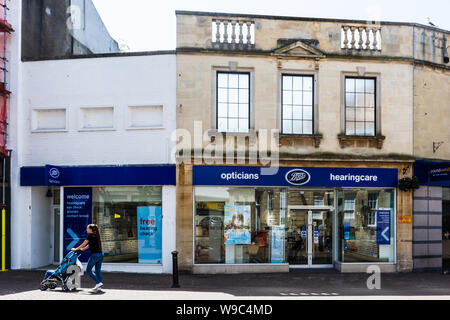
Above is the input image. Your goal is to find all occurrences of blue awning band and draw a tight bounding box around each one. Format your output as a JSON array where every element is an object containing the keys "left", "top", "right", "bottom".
[{"left": 20, "top": 164, "right": 176, "bottom": 186}]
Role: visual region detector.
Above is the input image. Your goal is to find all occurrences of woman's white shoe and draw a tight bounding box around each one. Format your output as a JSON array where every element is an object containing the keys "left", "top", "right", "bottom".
[{"left": 95, "top": 282, "right": 103, "bottom": 290}]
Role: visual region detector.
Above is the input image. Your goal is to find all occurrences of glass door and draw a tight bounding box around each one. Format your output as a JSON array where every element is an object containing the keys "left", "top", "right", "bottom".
[
  {"left": 311, "top": 210, "right": 333, "bottom": 265},
  {"left": 286, "top": 208, "right": 333, "bottom": 267},
  {"left": 286, "top": 209, "right": 308, "bottom": 265}
]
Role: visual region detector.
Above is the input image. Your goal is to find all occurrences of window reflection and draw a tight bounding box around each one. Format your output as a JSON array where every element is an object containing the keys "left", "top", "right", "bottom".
[{"left": 338, "top": 189, "right": 395, "bottom": 262}]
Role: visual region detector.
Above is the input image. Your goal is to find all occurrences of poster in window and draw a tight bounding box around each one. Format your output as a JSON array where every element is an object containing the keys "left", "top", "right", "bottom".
[
  {"left": 224, "top": 205, "right": 251, "bottom": 245},
  {"left": 271, "top": 226, "right": 285, "bottom": 263},
  {"left": 137, "top": 206, "right": 162, "bottom": 264},
  {"left": 376, "top": 210, "right": 391, "bottom": 245},
  {"left": 63, "top": 187, "right": 92, "bottom": 263}
]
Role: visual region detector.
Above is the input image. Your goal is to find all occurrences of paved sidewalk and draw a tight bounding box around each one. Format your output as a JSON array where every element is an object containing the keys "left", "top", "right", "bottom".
[{"left": 1, "top": 270, "right": 450, "bottom": 300}]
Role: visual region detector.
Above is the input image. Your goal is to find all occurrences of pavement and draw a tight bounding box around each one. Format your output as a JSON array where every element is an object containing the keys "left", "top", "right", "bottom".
[{"left": 1, "top": 269, "right": 450, "bottom": 300}]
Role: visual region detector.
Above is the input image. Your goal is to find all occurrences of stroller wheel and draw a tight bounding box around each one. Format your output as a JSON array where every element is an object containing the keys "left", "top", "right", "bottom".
[
  {"left": 49, "top": 282, "right": 57, "bottom": 290},
  {"left": 62, "top": 284, "right": 69, "bottom": 292},
  {"left": 39, "top": 284, "right": 48, "bottom": 291}
]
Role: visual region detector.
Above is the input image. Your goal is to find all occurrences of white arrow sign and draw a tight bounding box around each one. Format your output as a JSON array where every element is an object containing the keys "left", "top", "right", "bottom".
[
  {"left": 381, "top": 227, "right": 389, "bottom": 242},
  {"left": 66, "top": 228, "right": 81, "bottom": 251}
]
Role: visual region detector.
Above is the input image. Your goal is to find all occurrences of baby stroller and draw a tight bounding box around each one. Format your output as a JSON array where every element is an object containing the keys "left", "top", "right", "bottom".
[{"left": 40, "top": 251, "right": 83, "bottom": 292}]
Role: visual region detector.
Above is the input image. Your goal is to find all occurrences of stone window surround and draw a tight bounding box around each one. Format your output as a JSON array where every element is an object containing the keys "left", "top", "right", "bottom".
[
  {"left": 210, "top": 63, "right": 255, "bottom": 133},
  {"left": 276, "top": 68, "right": 323, "bottom": 148},
  {"left": 277, "top": 68, "right": 319, "bottom": 135}
]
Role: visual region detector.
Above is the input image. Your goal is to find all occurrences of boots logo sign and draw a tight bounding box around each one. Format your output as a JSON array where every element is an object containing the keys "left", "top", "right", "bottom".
[
  {"left": 45, "top": 164, "right": 62, "bottom": 186},
  {"left": 285, "top": 169, "right": 311, "bottom": 185},
  {"left": 49, "top": 167, "right": 60, "bottom": 179}
]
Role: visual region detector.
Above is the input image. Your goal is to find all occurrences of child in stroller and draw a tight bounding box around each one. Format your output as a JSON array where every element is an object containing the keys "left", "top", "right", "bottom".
[{"left": 40, "top": 251, "right": 83, "bottom": 291}]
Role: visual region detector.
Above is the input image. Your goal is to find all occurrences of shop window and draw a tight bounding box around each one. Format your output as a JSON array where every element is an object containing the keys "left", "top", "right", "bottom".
[
  {"left": 287, "top": 189, "right": 334, "bottom": 207},
  {"left": 443, "top": 188, "right": 450, "bottom": 271},
  {"left": 281, "top": 75, "right": 314, "bottom": 135},
  {"left": 92, "top": 186, "right": 162, "bottom": 263},
  {"left": 194, "top": 187, "right": 286, "bottom": 264},
  {"left": 367, "top": 192, "right": 378, "bottom": 227},
  {"left": 337, "top": 189, "right": 395, "bottom": 263}
]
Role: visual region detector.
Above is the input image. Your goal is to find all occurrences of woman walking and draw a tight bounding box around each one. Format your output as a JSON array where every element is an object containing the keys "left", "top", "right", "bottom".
[{"left": 71, "top": 224, "right": 104, "bottom": 291}]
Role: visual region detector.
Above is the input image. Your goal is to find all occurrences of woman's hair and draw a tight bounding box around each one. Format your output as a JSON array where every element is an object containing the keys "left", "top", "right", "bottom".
[
  {"left": 88, "top": 224, "right": 102, "bottom": 252},
  {"left": 231, "top": 212, "right": 244, "bottom": 229}
]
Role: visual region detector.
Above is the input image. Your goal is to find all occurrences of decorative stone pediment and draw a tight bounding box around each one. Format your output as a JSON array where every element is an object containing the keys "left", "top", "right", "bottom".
[{"left": 273, "top": 40, "right": 325, "bottom": 58}]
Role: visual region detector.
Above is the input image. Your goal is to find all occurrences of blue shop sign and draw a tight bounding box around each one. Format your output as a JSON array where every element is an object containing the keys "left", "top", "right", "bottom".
[
  {"left": 414, "top": 160, "right": 450, "bottom": 187},
  {"left": 45, "top": 165, "right": 62, "bottom": 186},
  {"left": 20, "top": 165, "right": 176, "bottom": 186},
  {"left": 193, "top": 166, "right": 398, "bottom": 188}
]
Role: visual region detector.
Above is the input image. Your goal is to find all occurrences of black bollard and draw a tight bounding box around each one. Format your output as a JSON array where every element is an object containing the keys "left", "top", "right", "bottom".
[{"left": 171, "top": 250, "right": 180, "bottom": 288}]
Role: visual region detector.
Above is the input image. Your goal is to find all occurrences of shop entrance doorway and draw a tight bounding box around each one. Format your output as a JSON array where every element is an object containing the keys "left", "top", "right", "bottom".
[
  {"left": 50, "top": 206, "right": 61, "bottom": 265},
  {"left": 286, "top": 207, "right": 333, "bottom": 267}
]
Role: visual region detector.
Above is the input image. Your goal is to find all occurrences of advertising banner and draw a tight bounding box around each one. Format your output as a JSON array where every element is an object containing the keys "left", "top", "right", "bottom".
[
  {"left": 376, "top": 210, "right": 391, "bottom": 245},
  {"left": 193, "top": 166, "right": 398, "bottom": 188},
  {"left": 63, "top": 187, "right": 92, "bottom": 262},
  {"left": 271, "top": 226, "right": 285, "bottom": 263},
  {"left": 137, "top": 206, "right": 162, "bottom": 264},
  {"left": 224, "top": 205, "right": 251, "bottom": 245}
]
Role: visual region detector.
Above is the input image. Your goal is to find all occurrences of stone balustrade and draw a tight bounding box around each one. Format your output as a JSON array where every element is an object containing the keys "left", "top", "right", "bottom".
[
  {"left": 341, "top": 25, "right": 382, "bottom": 51},
  {"left": 212, "top": 18, "right": 255, "bottom": 46}
]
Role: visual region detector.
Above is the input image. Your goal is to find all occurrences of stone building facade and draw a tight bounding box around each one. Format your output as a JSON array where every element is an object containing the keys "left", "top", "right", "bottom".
[{"left": 175, "top": 11, "right": 449, "bottom": 273}]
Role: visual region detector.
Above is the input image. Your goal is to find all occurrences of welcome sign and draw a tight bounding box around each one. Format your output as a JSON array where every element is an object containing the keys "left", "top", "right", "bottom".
[
  {"left": 193, "top": 166, "right": 398, "bottom": 188},
  {"left": 63, "top": 187, "right": 92, "bottom": 262}
]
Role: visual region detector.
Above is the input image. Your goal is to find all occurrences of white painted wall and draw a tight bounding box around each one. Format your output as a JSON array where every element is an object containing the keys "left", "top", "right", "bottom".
[
  {"left": 7, "top": 1, "right": 177, "bottom": 271},
  {"left": 21, "top": 53, "right": 176, "bottom": 166}
]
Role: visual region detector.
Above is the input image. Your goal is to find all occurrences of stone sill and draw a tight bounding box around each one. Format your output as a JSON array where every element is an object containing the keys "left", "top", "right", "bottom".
[
  {"left": 211, "top": 43, "right": 256, "bottom": 51},
  {"left": 278, "top": 133, "right": 323, "bottom": 148},
  {"left": 338, "top": 134, "right": 386, "bottom": 149},
  {"left": 207, "top": 129, "right": 258, "bottom": 143},
  {"left": 193, "top": 264, "right": 289, "bottom": 274},
  {"left": 335, "top": 261, "right": 396, "bottom": 273}
]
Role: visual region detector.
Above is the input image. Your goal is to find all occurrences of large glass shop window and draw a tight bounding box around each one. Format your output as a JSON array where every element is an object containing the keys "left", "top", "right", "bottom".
[
  {"left": 337, "top": 189, "right": 395, "bottom": 263},
  {"left": 195, "top": 187, "right": 288, "bottom": 264},
  {"left": 92, "top": 186, "right": 162, "bottom": 263}
]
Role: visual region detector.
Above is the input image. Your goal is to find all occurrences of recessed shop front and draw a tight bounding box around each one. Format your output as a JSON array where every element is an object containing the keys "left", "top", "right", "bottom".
[
  {"left": 192, "top": 165, "right": 398, "bottom": 273},
  {"left": 20, "top": 164, "right": 176, "bottom": 273}
]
